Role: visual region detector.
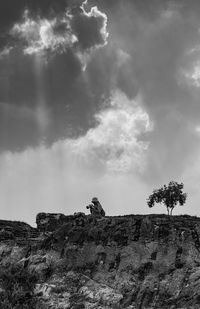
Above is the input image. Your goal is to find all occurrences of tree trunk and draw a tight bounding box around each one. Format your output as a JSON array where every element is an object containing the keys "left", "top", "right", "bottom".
[{"left": 167, "top": 207, "right": 169, "bottom": 215}]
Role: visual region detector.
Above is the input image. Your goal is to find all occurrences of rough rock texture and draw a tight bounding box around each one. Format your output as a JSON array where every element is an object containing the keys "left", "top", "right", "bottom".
[
  {"left": 2, "top": 214, "right": 200, "bottom": 308},
  {"left": 36, "top": 213, "right": 74, "bottom": 232},
  {"left": 0, "top": 219, "right": 39, "bottom": 242}
]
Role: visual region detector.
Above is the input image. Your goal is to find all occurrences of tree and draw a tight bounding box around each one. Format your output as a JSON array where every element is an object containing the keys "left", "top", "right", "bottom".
[{"left": 147, "top": 181, "right": 187, "bottom": 215}]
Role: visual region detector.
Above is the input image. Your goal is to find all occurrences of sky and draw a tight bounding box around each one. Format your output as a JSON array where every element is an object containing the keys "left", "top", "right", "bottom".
[{"left": 1, "top": 0, "right": 200, "bottom": 225}]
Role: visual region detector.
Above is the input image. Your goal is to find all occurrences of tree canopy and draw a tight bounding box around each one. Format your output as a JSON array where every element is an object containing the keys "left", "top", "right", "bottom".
[{"left": 147, "top": 181, "right": 187, "bottom": 215}]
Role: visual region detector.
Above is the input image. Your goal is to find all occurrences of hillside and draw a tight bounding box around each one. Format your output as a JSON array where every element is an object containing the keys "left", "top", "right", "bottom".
[{"left": 1, "top": 213, "right": 200, "bottom": 308}]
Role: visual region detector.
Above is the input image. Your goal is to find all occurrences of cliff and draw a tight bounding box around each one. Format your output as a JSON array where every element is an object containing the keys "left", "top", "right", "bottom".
[{"left": 1, "top": 213, "right": 200, "bottom": 308}]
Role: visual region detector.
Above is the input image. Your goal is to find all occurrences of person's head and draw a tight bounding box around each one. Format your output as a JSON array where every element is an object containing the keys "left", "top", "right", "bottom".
[{"left": 92, "top": 197, "right": 99, "bottom": 204}]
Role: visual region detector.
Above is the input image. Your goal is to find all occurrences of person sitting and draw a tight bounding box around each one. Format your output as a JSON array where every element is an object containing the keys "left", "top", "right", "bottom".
[{"left": 86, "top": 197, "right": 106, "bottom": 218}]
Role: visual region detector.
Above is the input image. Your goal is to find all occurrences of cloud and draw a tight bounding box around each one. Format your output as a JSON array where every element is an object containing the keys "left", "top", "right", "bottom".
[
  {"left": 66, "top": 91, "right": 152, "bottom": 173},
  {"left": 0, "top": 0, "right": 83, "bottom": 50},
  {"left": 71, "top": 5, "right": 108, "bottom": 51},
  {"left": 11, "top": 10, "right": 78, "bottom": 55},
  {"left": 0, "top": 91, "right": 151, "bottom": 224},
  {"left": 92, "top": 0, "right": 200, "bottom": 184},
  {"left": 5, "top": 2, "right": 108, "bottom": 60},
  {"left": 2, "top": 0, "right": 200, "bottom": 185},
  {"left": 180, "top": 60, "right": 200, "bottom": 88},
  {"left": 0, "top": 0, "right": 110, "bottom": 152},
  {"left": 0, "top": 89, "right": 151, "bottom": 171},
  {"left": 0, "top": 4, "right": 109, "bottom": 151}
]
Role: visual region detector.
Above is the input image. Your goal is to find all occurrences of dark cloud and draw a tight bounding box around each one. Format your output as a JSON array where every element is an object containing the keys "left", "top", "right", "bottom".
[
  {"left": 71, "top": 6, "right": 107, "bottom": 50},
  {"left": 28, "top": 0, "right": 68, "bottom": 16},
  {"left": 0, "top": 1, "right": 69, "bottom": 50},
  {"left": 0, "top": 48, "right": 95, "bottom": 150},
  {"left": 0, "top": 0, "right": 108, "bottom": 55},
  {"left": 1, "top": 0, "right": 200, "bottom": 189},
  {"left": 0, "top": 0, "right": 109, "bottom": 152}
]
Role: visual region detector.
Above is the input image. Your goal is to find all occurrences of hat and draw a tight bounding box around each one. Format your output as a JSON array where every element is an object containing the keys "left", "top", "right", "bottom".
[{"left": 92, "top": 197, "right": 98, "bottom": 202}]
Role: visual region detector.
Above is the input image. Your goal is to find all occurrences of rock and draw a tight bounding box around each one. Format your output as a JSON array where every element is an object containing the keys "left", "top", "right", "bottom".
[
  {"left": 0, "top": 219, "right": 39, "bottom": 242},
  {"left": 35, "top": 283, "right": 56, "bottom": 298},
  {"left": 2, "top": 214, "right": 200, "bottom": 308},
  {"left": 36, "top": 212, "right": 73, "bottom": 232},
  {"left": 79, "top": 280, "right": 123, "bottom": 305}
]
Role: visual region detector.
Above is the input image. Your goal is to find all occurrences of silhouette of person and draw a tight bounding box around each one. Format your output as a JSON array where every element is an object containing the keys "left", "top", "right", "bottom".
[{"left": 86, "top": 197, "right": 105, "bottom": 218}]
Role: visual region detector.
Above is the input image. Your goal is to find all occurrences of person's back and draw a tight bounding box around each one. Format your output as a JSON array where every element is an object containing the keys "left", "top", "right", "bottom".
[
  {"left": 96, "top": 201, "right": 105, "bottom": 217},
  {"left": 91, "top": 197, "right": 106, "bottom": 218}
]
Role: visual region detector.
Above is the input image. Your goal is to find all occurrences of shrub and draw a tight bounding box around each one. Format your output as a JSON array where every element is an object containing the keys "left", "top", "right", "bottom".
[{"left": 0, "top": 263, "right": 44, "bottom": 309}]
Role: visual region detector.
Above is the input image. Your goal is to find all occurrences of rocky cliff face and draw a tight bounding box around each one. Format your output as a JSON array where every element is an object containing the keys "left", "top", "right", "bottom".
[{"left": 1, "top": 214, "right": 200, "bottom": 308}]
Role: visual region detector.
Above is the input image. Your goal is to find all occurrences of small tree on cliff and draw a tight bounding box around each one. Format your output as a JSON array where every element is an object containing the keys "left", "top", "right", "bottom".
[{"left": 147, "top": 181, "right": 187, "bottom": 215}]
